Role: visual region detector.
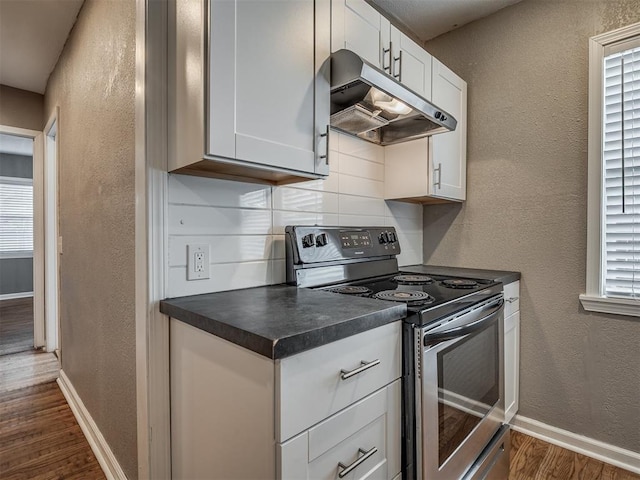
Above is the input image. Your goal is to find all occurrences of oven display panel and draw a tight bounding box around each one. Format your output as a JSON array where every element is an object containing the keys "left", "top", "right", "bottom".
[{"left": 339, "top": 231, "right": 372, "bottom": 249}]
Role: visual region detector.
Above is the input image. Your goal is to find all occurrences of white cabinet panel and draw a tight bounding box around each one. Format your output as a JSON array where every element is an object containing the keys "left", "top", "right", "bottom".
[
  {"left": 333, "top": 0, "right": 390, "bottom": 69},
  {"left": 430, "top": 59, "right": 467, "bottom": 201},
  {"left": 384, "top": 138, "right": 429, "bottom": 201},
  {"left": 504, "top": 280, "right": 520, "bottom": 317},
  {"left": 503, "top": 280, "right": 521, "bottom": 424},
  {"left": 171, "top": 320, "right": 276, "bottom": 480},
  {"left": 390, "top": 27, "right": 432, "bottom": 100},
  {"left": 209, "top": 0, "right": 329, "bottom": 175},
  {"left": 504, "top": 310, "right": 520, "bottom": 424},
  {"left": 170, "top": 0, "right": 330, "bottom": 184}
]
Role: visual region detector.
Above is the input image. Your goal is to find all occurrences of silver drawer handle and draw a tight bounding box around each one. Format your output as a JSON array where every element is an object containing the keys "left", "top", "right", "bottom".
[
  {"left": 338, "top": 446, "right": 378, "bottom": 478},
  {"left": 340, "top": 359, "right": 380, "bottom": 380},
  {"left": 434, "top": 162, "right": 442, "bottom": 189},
  {"left": 382, "top": 42, "right": 392, "bottom": 72},
  {"left": 505, "top": 297, "right": 519, "bottom": 303},
  {"left": 319, "top": 125, "right": 329, "bottom": 165}
]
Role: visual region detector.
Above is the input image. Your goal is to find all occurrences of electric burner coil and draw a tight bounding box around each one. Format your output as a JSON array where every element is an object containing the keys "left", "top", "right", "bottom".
[
  {"left": 326, "top": 285, "right": 372, "bottom": 296},
  {"left": 374, "top": 290, "right": 435, "bottom": 305},
  {"left": 392, "top": 274, "right": 434, "bottom": 285},
  {"left": 441, "top": 279, "right": 479, "bottom": 289}
]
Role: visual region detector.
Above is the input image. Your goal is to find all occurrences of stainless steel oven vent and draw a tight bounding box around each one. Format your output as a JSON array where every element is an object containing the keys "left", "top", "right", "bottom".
[{"left": 330, "top": 49, "right": 457, "bottom": 146}]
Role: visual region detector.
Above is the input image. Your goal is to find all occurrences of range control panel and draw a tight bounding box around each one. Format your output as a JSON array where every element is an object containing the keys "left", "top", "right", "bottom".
[
  {"left": 339, "top": 231, "right": 372, "bottom": 249},
  {"left": 285, "top": 226, "right": 400, "bottom": 264}
]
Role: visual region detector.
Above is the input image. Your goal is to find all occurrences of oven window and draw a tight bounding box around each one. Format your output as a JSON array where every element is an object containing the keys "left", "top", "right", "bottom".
[{"left": 437, "top": 322, "right": 499, "bottom": 467}]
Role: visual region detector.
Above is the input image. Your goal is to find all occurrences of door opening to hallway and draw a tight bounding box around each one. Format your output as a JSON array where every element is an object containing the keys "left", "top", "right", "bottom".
[{"left": 0, "top": 132, "right": 35, "bottom": 356}]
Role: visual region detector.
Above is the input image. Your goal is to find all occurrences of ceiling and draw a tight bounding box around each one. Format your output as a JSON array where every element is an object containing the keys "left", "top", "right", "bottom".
[
  {"left": 370, "top": 0, "right": 522, "bottom": 41},
  {"left": 0, "top": 0, "right": 520, "bottom": 95},
  {"left": 0, "top": 0, "right": 84, "bottom": 94}
]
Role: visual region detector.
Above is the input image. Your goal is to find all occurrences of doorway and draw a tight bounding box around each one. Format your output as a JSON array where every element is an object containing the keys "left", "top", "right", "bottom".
[
  {"left": 0, "top": 122, "right": 61, "bottom": 357},
  {"left": 0, "top": 131, "right": 36, "bottom": 355},
  {"left": 0, "top": 124, "right": 59, "bottom": 394}
]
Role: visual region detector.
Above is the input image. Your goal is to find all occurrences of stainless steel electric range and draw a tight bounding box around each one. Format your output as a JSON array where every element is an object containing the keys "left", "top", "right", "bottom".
[{"left": 286, "top": 225, "right": 511, "bottom": 480}]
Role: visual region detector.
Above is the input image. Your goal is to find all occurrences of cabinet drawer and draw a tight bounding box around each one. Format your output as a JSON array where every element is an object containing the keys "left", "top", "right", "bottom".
[
  {"left": 278, "top": 380, "right": 401, "bottom": 480},
  {"left": 503, "top": 281, "right": 520, "bottom": 317},
  {"left": 277, "top": 322, "right": 401, "bottom": 442}
]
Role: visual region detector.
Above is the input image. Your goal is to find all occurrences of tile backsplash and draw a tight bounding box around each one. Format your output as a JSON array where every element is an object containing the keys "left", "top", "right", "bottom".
[{"left": 167, "top": 132, "right": 423, "bottom": 297}]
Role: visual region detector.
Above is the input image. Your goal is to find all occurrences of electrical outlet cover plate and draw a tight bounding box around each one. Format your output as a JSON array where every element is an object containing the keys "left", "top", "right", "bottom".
[{"left": 187, "top": 244, "right": 210, "bottom": 280}]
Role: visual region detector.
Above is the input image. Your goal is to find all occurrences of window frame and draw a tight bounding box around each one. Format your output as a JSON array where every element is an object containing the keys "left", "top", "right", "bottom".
[
  {"left": 0, "top": 174, "right": 34, "bottom": 259},
  {"left": 580, "top": 22, "right": 640, "bottom": 318}
]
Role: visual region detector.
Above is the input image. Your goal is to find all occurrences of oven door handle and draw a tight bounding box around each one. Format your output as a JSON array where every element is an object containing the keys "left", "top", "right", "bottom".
[{"left": 424, "top": 299, "right": 504, "bottom": 347}]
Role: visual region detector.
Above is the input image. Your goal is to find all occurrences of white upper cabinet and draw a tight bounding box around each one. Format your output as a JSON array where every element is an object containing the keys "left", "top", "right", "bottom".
[
  {"left": 169, "top": 0, "right": 331, "bottom": 185},
  {"left": 332, "top": 0, "right": 390, "bottom": 70},
  {"left": 384, "top": 60, "right": 467, "bottom": 203},
  {"left": 430, "top": 58, "right": 467, "bottom": 201},
  {"left": 389, "top": 26, "right": 432, "bottom": 100},
  {"left": 332, "top": 0, "right": 432, "bottom": 100}
]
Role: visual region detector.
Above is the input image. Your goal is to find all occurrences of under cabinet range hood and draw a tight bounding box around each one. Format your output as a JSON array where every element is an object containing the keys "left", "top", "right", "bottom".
[{"left": 330, "top": 49, "right": 457, "bottom": 145}]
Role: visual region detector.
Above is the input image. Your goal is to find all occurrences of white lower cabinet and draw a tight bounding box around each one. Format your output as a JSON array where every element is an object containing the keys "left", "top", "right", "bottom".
[
  {"left": 503, "top": 281, "right": 521, "bottom": 424},
  {"left": 278, "top": 380, "right": 401, "bottom": 480},
  {"left": 170, "top": 319, "right": 402, "bottom": 479}
]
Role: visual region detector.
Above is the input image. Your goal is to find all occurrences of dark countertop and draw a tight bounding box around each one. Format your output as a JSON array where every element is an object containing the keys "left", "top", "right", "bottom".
[
  {"left": 160, "top": 285, "right": 406, "bottom": 360},
  {"left": 401, "top": 264, "right": 521, "bottom": 285}
]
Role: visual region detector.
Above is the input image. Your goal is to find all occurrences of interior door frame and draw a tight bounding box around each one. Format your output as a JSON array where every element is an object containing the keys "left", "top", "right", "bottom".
[
  {"left": 0, "top": 124, "right": 45, "bottom": 349},
  {"left": 43, "top": 109, "right": 60, "bottom": 354},
  {"left": 135, "top": 0, "right": 171, "bottom": 477}
]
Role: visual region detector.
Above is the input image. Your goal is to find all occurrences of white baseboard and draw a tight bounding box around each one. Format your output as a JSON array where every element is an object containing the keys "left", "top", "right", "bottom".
[
  {"left": 57, "top": 370, "right": 127, "bottom": 480},
  {"left": 511, "top": 414, "right": 640, "bottom": 474},
  {"left": 0, "top": 291, "right": 33, "bottom": 301}
]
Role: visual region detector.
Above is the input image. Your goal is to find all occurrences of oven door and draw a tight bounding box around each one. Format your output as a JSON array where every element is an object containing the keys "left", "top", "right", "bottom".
[{"left": 418, "top": 295, "right": 504, "bottom": 480}]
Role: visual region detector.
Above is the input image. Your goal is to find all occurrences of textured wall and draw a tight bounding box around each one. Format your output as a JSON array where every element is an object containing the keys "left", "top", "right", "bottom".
[
  {"left": 0, "top": 85, "right": 44, "bottom": 131},
  {"left": 43, "top": 0, "right": 138, "bottom": 477},
  {"left": 423, "top": 0, "right": 640, "bottom": 452},
  {"left": 168, "top": 131, "right": 423, "bottom": 297}
]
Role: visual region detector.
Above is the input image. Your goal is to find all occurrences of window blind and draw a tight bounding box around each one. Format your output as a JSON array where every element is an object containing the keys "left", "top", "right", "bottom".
[
  {"left": 0, "top": 177, "right": 33, "bottom": 256},
  {"left": 603, "top": 45, "right": 640, "bottom": 299}
]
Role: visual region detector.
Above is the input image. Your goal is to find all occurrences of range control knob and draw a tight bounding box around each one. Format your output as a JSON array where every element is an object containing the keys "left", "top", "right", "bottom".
[
  {"left": 302, "top": 233, "right": 315, "bottom": 248},
  {"left": 315, "top": 233, "right": 328, "bottom": 247},
  {"left": 378, "top": 233, "right": 387, "bottom": 244},
  {"left": 388, "top": 232, "right": 396, "bottom": 242}
]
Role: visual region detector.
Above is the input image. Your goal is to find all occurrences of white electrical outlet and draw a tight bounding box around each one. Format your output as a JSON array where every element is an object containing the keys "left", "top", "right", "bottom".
[{"left": 187, "top": 244, "right": 210, "bottom": 280}]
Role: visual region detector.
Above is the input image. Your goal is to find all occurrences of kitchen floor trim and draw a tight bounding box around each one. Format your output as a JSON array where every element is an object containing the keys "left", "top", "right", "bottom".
[
  {"left": 57, "top": 369, "right": 126, "bottom": 480},
  {"left": 511, "top": 414, "right": 640, "bottom": 475}
]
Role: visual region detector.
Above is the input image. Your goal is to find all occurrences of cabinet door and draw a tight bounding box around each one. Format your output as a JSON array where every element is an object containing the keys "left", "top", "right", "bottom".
[
  {"left": 504, "top": 310, "right": 520, "bottom": 424},
  {"left": 208, "top": 0, "right": 330, "bottom": 175},
  {"left": 430, "top": 59, "right": 467, "bottom": 201},
  {"left": 332, "top": 0, "right": 390, "bottom": 70},
  {"left": 390, "top": 27, "right": 432, "bottom": 100}
]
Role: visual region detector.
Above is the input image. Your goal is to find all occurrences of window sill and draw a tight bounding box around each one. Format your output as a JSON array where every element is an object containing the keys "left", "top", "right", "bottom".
[{"left": 579, "top": 294, "right": 640, "bottom": 318}]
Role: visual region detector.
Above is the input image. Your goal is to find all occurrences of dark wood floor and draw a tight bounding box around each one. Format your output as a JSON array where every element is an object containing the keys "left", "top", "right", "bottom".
[
  {"left": 510, "top": 430, "right": 640, "bottom": 480},
  {"left": 0, "top": 381, "right": 105, "bottom": 480},
  {"left": 1, "top": 380, "right": 637, "bottom": 479},
  {"left": 0, "top": 297, "right": 34, "bottom": 356}
]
